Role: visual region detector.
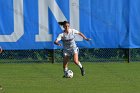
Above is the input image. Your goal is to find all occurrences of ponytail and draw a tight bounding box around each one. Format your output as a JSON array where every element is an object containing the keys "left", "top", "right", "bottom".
[{"left": 58, "top": 21, "right": 69, "bottom": 26}]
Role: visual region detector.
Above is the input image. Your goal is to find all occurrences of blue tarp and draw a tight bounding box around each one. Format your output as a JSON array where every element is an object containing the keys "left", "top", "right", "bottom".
[{"left": 0, "top": 0, "right": 140, "bottom": 50}]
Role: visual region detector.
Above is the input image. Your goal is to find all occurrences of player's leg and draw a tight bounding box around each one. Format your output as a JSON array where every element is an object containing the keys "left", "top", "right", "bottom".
[
  {"left": 63, "top": 50, "right": 70, "bottom": 77},
  {"left": 63, "top": 55, "right": 69, "bottom": 77},
  {"left": 73, "top": 48, "right": 85, "bottom": 76}
]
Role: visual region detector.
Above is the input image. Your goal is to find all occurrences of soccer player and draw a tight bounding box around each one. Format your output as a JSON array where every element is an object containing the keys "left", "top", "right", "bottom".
[
  {"left": 54, "top": 21, "right": 91, "bottom": 77},
  {"left": 0, "top": 46, "right": 3, "bottom": 54}
]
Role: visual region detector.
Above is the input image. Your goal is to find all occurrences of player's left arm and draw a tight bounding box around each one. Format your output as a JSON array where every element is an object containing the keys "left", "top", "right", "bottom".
[
  {"left": 73, "top": 29, "right": 91, "bottom": 41},
  {"left": 78, "top": 32, "right": 91, "bottom": 41}
]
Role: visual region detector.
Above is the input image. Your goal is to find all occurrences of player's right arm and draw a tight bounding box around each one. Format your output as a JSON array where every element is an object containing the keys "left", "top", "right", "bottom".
[
  {"left": 54, "top": 39, "right": 62, "bottom": 46},
  {"left": 54, "top": 33, "right": 63, "bottom": 46}
]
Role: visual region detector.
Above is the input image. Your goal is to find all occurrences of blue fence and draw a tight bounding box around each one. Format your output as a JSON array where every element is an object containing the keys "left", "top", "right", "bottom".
[{"left": 0, "top": 0, "right": 140, "bottom": 50}]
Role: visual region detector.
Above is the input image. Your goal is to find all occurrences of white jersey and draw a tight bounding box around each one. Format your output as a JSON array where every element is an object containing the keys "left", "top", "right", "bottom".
[{"left": 56, "top": 29, "right": 80, "bottom": 49}]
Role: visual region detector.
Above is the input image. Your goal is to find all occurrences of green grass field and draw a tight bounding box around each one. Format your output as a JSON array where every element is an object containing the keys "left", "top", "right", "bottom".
[{"left": 0, "top": 62, "right": 140, "bottom": 93}]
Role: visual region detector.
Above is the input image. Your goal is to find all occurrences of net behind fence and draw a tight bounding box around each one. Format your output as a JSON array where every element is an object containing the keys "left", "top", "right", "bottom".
[{"left": 0, "top": 49, "right": 140, "bottom": 63}]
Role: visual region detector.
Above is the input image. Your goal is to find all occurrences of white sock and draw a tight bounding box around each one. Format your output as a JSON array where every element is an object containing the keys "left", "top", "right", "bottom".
[
  {"left": 63, "top": 67, "right": 68, "bottom": 75},
  {"left": 77, "top": 62, "right": 83, "bottom": 68}
]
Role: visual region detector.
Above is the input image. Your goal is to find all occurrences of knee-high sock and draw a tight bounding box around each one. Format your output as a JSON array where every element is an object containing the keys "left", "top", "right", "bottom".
[
  {"left": 63, "top": 67, "right": 68, "bottom": 75},
  {"left": 77, "top": 62, "right": 83, "bottom": 68}
]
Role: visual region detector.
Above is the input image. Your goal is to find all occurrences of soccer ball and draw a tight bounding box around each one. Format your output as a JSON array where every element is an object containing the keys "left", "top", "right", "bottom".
[{"left": 65, "top": 70, "right": 73, "bottom": 78}]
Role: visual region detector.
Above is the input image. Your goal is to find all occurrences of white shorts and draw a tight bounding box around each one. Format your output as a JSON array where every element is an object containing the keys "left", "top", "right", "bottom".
[{"left": 63, "top": 47, "right": 79, "bottom": 56}]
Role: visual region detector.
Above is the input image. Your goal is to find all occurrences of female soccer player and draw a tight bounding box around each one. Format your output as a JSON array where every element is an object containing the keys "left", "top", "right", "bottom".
[
  {"left": 54, "top": 21, "right": 91, "bottom": 77},
  {"left": 0, "top": 46, "right": 3, "bottom": 54}
]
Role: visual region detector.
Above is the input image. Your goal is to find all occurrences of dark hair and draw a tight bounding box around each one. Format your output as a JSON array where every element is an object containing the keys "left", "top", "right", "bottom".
[{"left": 58, "top": 21, "right": 69, "bottom": 26}]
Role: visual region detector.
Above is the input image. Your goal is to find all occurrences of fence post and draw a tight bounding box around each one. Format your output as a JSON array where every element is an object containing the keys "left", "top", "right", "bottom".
[
  {"left": 52, "top": 49, "right": 55, "bottom": 63},
  {"left": 125, "top": 48, "right": 130, "bottom": 63},
  {"left": 47, "top": 49, "right": 55, "bottom": 63}
]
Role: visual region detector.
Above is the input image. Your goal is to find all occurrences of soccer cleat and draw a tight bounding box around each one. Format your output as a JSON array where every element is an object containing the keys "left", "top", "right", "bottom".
[{"left": 80, "top": 67, "right": 85, "bottom": 76}]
